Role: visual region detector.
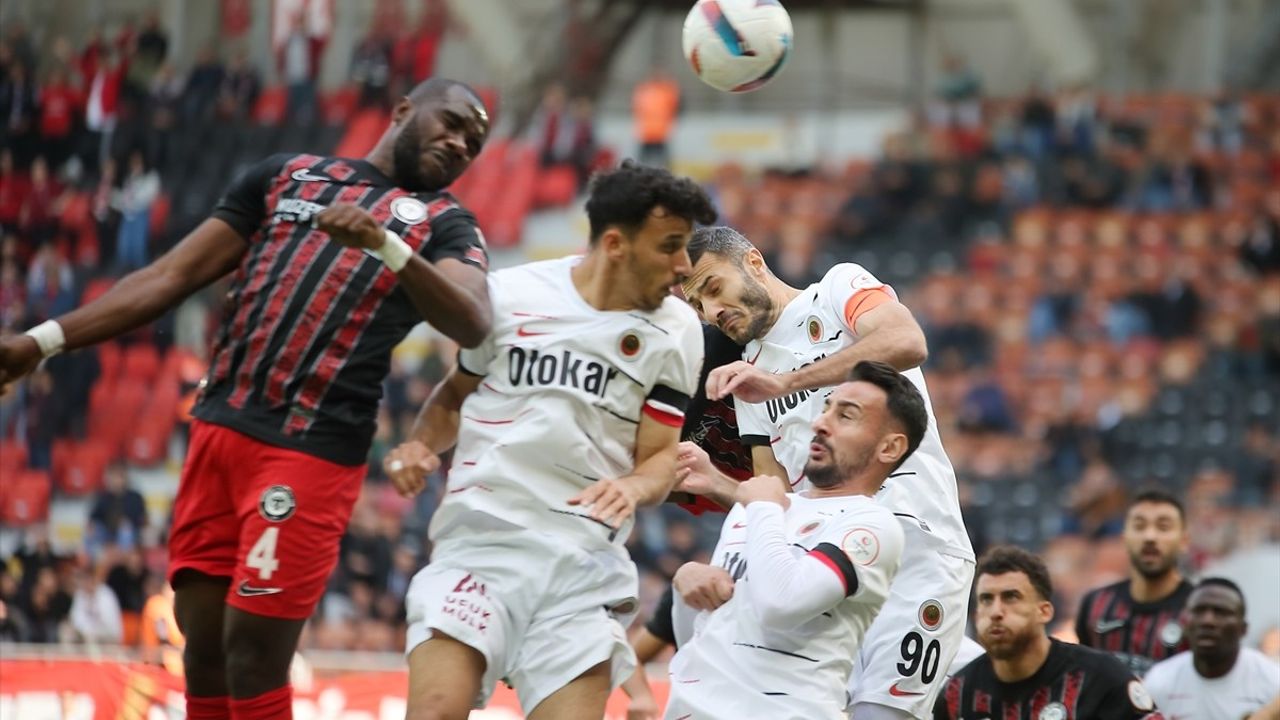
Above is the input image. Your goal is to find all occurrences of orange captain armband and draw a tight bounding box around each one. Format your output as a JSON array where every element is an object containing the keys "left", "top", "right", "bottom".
[{"left": 842, "top": 287, "right": 894, "bottom": 331}]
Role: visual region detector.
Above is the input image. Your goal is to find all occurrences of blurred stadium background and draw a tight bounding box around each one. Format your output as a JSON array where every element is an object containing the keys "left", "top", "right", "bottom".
[{"left": 0, "top": 0, "right": 1277, "bottom": 717}]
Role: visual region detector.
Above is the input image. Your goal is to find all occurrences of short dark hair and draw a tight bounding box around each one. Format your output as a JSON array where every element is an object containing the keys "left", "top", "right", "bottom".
[
  {"left": 1195, "top": 577, "right": 1246, "bottom": 616},
  {"left": 688, "top": 225, "right": 754, "bottom": 266},
  {"left": 976, "top": 545, "right": 1054, "bottom": 602},
  {"left": 1128, "top": 488, "right": 1185, "bottom": 524},
  {"left": 407, "top": 77, "right": 482, "bottom": 107},
  {"left": 585, "top": 161, "right": 716, "bottom": 242},
  {"left": 847, "top": 360, "right": 928, "bottom": 472}
]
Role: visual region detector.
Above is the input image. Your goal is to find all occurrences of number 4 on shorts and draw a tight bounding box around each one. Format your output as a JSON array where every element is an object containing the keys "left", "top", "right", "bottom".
[{"left": 247, "top": 527, "right": 281, "bottom": 580}]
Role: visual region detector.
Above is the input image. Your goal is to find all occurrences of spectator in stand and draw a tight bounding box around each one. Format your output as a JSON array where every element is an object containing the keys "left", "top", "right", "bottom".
[
  {"left": 38, "top": 65, "right": 82, "bottom": 169},
  {"left": 69, "top": 563, "right": 124, "bottom": 645},
  {"left": 78, "top": 29, "right": 105, "bottom": 89},
  {"left": 105, "top": 545, "right": 151, "bottom": 618},
  {"left": 3, "top": 20, "right": 37, "bottom": 75},
  {"left": 83, "top": 49, "right": 123, "bottom": 175},
  {"left": 111, "top": 150, "right": 160, "bottom": 270},
  {"left": 134, "top": 10, "right": 169, "bottom": 77},
  {"left": 1, "top": 61, "right": 39, "bottom": 166},
  {"left": 393, "top": 1, "right": 446, "bottom": 90},
  {"left": 632, "top": 66, "right": 680, "bottom": 168},
  {"left": 26, "top": 244, "right": 76, "bottom": 324},
  {"left": 141, "top": 579, "right": 185, "bottom": 674},
  {"left": 351, "top": 27, "right": 393, "bottom": 110},
  {"left": 1234, "top": 423, "right": 1278, "bottom": 507},
  {"left": 19, "top": 566, "right": 72, "bottom": 644},
  {"left": 216, "top": 50, "right": 260, "bottom": 122},
  {"left": 18, "top": 157, "right": 63, "bottom": 246},
  {"left": 280, "top": 11, "right": 319, "bottom": 125},
  {"left": 89, "top": 463, "right": 150, "bottom": 553},
  {"left": 1239, "top": 194, "right": 1280, "bottom": 274},
  {"left": 0, "top": 147, "right": 27, "bottom": 229},
  {"left": 183, "top": 45, "right": 224, "bottom": 121}
]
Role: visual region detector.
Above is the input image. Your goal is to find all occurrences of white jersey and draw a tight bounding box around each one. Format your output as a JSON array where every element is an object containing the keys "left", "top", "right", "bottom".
[
  {"left": 667, "top": 494, "right": 904, "bottom": 719},
  {"left": 736, "top": 263, "right": 973, "bottom": 560},
  {"left": 429, "top": 256, "right": 704, "bottom": 551},
  {"left": 1144, "top": 648, "right": 1280, "bottom": 720}
]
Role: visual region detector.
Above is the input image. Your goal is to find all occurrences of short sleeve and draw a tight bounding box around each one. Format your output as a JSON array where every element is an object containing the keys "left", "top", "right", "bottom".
[
  {"left": 734, "top": 396, "right": 773, "bottom": 447},
  {"left": 642, "top": 310, "right": 704, "bottom": 428},
  {"left": 819, "top": 263, "right": 898, "bottom": 334},
  {"left": 456, "top": 274, "right": 500, "bottom": 376},
  {"left": 211, "top": 153, "right": 291, "bottom": 239},
  {"left": 419, "top": 206, "right": 489, "bottom": 271},
  {"left": 810, "top": 506, "right": 904, "bottom": 604}
]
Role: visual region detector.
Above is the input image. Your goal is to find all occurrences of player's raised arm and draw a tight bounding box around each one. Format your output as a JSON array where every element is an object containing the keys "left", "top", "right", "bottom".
[{"left": 0, "top": 217, "right": 248, "bottom": 392}]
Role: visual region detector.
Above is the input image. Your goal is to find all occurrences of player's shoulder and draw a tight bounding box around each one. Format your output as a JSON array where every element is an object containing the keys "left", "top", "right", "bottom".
[
  {"left": 1240, "top": 647, "right": 1280, "bottom": 676},
  {"left": 1142, "top": 650, "right": 1189, "bottom": 685},
  {"left": 654, "top": 294, "right": 702, "bottom": 330},
  {"left": 1062, "top": 639, "right": 1137, "bottom": 680},
  {"left": 1082, "top": 578, "right": 1129, "bottom": 604},
  {"left": 949, "top": 650, "right": 994, "bottom": 682}
]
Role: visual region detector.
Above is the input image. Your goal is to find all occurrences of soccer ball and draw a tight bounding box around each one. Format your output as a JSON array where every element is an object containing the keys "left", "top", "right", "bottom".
[{"left": 682, "top": 0, "right": 793, "bottom": 93}]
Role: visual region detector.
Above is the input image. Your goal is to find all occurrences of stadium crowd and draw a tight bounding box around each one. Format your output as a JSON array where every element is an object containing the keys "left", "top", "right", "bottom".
[{"left": 0, "top": 17, "right": 1276, "bottom": 672}]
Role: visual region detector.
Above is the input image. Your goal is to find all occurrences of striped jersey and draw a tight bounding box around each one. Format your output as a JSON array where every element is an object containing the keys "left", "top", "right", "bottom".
[
  {"left": 935, "top": 639, "right": 1164, "bottom": 720},
  {"left": 195, "top": 153, "right": 488, "bottom": 465},
  {"left": 1074, "top": 579, "right": 1193, "bottom": 675}
]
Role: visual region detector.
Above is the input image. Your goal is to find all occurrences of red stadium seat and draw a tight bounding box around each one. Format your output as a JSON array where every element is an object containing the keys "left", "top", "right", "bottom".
[
  {"left": 123, "top": 345, "right": 162, "bottom": 381},
  {"left": 533, "top": 165, "right": 578, "bottom": 208},
  {"left": 81, "top": 278, "right": 116, "bottom": 305},
  {"left": 0, "top": 440, "right": 28, "bottom": 473},
  {"left": 149, "top": 194, "right": 171, "bottom": 237},
  {"left": 97, "top": 342, "right": 122, "bottom": 381},
  {"left": 2, "top": 471, "right": 51, "bottom": 525},
  {"left": 126, "top": 416, "right": 173, "bottom": 466},
  {"left": 320, "top": 86, "right": 359, "bottom": 124},
  {"left": 57, "top": 440, "right": 111, "bottom": 495},
  {"left": 252, "top": 86, "right": 289, "bottom": 126}
]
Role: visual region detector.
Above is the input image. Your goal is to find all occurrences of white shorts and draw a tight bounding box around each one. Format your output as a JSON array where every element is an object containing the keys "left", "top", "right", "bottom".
[
  {"left": 404, "top": 522, "right": 639, "bottom": 713},
  {"left": 847, "top": 538, "right": 975, "bottom": 718}
]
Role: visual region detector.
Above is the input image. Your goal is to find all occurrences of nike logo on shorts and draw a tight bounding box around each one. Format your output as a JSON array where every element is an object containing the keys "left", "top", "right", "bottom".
[
  {"left": 888, "top": 682, "right": 925, "bottom": 697},
  {"left": 1095, "top": 618, "right": 1126, "bottom": 633},
  {"left": 236, "top": 581, "right": 283, "bottom": 597},
  {"left": 291, "top": 169, "right": 330, "bottom": 182}
]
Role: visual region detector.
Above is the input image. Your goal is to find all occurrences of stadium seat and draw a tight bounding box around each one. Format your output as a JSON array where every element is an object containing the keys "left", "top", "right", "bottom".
[
  {"left": 56, "top": 440, "right": 111, "bottom": 495},
  {"left": 320, "top": 87, "right": 359, "bottom": 125},
  {"left": 2, "top": 471, "right": 51, "bottom": 525},
  {"left": 533, "top": 165, "right": 579, "bottom": 208},
  {"left": 126, "top": 416, "right": 174, "bottom": 466},
  {"left": 252, "top": 86, "right": 289, "bottom": 126},
  {"left": 0, "top": 439, "right": 28, "bottom": 473},
  {"left": 123, "top": 345, "right": 162, "bottom": 381}
]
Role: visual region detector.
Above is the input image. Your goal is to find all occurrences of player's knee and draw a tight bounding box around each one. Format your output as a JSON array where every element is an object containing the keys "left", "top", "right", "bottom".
[
  {"left": 406, "top": 691, "right": 471, "bottom": 720},
  {"left": 223, "top": 631, "right": 294, "bottom": 696}
]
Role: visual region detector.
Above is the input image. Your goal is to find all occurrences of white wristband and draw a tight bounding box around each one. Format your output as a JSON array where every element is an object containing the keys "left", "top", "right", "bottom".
[
  {"left": 25, "top": 320, "right": 66, "bottom": 359},
  {"left": 370, "top": 229, "right": 414, "bottom": 273}
]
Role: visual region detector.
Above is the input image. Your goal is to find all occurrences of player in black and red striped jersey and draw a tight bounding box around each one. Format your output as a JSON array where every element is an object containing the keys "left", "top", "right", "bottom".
[
  {"left": 935, "top": 546, "right": 1164, "bottom": 720},
  {"left": 0, "top": 78, "right": 493, "bottom": 720},
  {"left": 1075, "top": 490, "right": 1193, "bottom": 675}
]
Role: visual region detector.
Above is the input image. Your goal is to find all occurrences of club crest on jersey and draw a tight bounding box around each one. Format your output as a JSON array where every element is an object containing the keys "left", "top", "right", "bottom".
[
  {"left": 1160, "top": 620, "right": 1183, "bottom": 647},
  {"left": 619, "top": 331, "right": 643, "bottom": 359},
  {"left": 391, "top": 197, "right": 429, "bottom": 225},
  {"left": 1037, "top": 702, "right": 1067, "bottom": 720},
  {"left": 806, "top": 315, "right": 823, "bottom": 343},
  {"left": 258, "top": 485, "right": 296, "bottom": 522},
  {"left": 1127, "top": 680, "right": 1154, "bottom": 711},
  {"left": 918, "top": 599, "right": 945, "bottom": 631},
  {"left": 840, "top": 527, "right": 880, "bottom": 566}
]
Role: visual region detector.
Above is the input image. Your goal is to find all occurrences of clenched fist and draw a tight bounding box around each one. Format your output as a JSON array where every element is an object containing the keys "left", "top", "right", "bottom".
[{"left": 313, "top": 204, "right": 386, "bottom": 251}]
